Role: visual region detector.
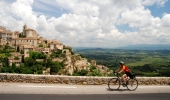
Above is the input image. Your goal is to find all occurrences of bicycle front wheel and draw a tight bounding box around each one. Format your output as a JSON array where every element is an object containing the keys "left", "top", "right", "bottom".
[
  {"left": 126, "top": 78, "right": 138, "bottom": 91},
  {"left": 108, "top": 78, "right": 120, "bottom": 90}
]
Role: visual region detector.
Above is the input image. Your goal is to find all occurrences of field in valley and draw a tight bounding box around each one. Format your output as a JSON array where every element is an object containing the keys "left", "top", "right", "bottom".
[{"left": 74, "top": 48, "right": 170, "bottom": 77}]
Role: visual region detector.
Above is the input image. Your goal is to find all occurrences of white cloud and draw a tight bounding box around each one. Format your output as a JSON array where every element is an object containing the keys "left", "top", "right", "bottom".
[
  {"left": 11, "top": 0, "right": 37, "bottom": 28},
  {"left": 0, "top": 0, "right": 169, "bottom": 48},
  {"left": 97, "top": 33, "right": 105, "bottom": 39},
  {"left": 161, "top": 14, "right": 170, "bottom": 27},
  {"left": 116, "top": 7, "right": 153, "bottom": 28},
  {"left": 142, "top": 0, "right": 168, "bottom": 6}
]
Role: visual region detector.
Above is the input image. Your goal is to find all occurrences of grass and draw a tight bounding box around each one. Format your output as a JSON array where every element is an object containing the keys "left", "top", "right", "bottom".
[
  {"left": 143, "top": 72, "right": 159, "bottom": 77},
  {"left": 126, "top": 61, "right": 150, "bottom": 66},
  {"left": 126, "top": 56, "right": 168, "bottom": 67}
]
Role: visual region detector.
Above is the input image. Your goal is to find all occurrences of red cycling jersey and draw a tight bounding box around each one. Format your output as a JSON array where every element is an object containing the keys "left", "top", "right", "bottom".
[{"left": 122, "top": 65, "right": 130, "bottom": 73}]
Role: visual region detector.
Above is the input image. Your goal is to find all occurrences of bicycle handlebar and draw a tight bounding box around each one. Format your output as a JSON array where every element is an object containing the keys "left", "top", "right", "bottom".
[{"left": 114, "top": 72, "right": 120, "bottom": 77}]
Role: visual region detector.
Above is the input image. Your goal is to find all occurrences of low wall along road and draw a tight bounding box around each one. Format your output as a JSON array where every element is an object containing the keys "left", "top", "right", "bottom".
[{"left": 0, "top": 73, "right": 170, "bottom": 85}]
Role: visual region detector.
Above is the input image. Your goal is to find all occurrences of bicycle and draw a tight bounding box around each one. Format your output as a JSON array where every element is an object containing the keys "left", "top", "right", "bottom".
[{"left": 108, "top": 72, "right": 138, "bottom": 91}]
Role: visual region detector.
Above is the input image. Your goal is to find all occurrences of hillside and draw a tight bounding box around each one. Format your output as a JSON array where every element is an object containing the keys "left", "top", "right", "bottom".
[
  {"left": 0, "top": 45, "right": 112, "bottom": 76},
  {"left": 115, "top": 44, "right": 170, "bottom": 50},
  {"left": 74, "top": 48, "right": 170, "bottom": 77},
  {"left": 73, "top": 44, "right": 170, "bottom": 51}
]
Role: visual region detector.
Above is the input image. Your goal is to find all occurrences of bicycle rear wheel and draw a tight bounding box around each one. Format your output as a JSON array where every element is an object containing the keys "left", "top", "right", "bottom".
[
  {"left": 108, "top": 78, "right": 120, "bottom": 90},
  {"left": 126, "top": 78, "right": 138, "bottom": 91}
]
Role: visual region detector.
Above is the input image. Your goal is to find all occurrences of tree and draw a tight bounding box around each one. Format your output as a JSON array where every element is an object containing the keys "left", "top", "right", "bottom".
[
  {"left": 14, "top": 56, "right": 19, "bottom": 60},
  {"left": 91, "top": 69, "right": 102, "bottom": 76},
  {"left": 79, "top": 69, "right": 88, "bottom": 76},
  {"left": 159, "top": 70, "right": 170, "bottom": 76},
  {"left": 2, "top": 57, "right": 8, "bottom": 67},
  {"left": 21, "top": 55, "right": 24, "bottom": 63},
  {"left": 32, "top": 64, "right": 43, "bottom": 74},
  {"left": 72, "top": 69, "right": 88, "bottom": 76},
  {"left": 17, "top": 46, "right": 20, "bottom": 52},
  {"left": 50, "top": 50, "right": 63, "bottom": 58},
  {"left": 50, "top": 61, "right": 62, "bottom": 75},
  {"left": 89, "top": 65, "right": 96, "bottom": 71},
  {"left": 29, "top": 51, "right": 46, "bottom": 60},
  {"left": 39, "top": 44, "right": 43, "bottom": 47},
  {"left": 24, "top": 57, "right": 34, "bottom": 67}
]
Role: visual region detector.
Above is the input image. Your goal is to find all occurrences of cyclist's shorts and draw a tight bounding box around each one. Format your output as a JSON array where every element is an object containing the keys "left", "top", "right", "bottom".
[{"left": 125, "top": 72, "right": 131, "bottom": 77}]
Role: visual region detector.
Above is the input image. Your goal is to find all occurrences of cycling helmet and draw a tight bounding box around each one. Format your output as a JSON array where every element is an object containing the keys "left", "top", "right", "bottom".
[{"left": 119, "top": 61, "right": 124, "bottom": 65}]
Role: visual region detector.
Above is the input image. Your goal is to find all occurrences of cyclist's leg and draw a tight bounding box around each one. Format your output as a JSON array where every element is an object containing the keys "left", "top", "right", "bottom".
[
  {"left": 122, "top": 74, "right": 127, "bottom": 84},
  {"left": 124, "top": 72, "right": 131, "bottom": 83}
]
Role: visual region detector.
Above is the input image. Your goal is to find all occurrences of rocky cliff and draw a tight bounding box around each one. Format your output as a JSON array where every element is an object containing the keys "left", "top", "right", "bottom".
[{"left": 50, "top": 47, "right": 112, "bottom": 76}]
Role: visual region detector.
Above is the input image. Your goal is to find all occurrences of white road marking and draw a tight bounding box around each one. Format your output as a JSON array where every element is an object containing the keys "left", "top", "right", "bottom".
[
  {"left": 138, "top": 86, "right": 170, "bottom": 88},
  {"left": 18, "top": 85, "right": 77, "bottom": 89}
]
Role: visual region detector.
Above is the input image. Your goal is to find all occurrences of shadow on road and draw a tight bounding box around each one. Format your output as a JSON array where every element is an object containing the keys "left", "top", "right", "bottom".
[{"left": 106, "top": 88, "right": 129, "bottom": 92}]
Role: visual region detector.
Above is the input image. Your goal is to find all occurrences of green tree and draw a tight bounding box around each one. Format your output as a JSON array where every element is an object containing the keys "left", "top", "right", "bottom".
[
  {"left": 24, "top": 57, "right": 34, "bottom": 67},
  {"left": 39, "top": 44, "right": 43, "bottom": 47},
  {"left": 79, "top": 69, "right": 88, "bottom": 76},
  {"left": 91, "top": 69, "right": 102, "bottom": 76},
  {"left": 17, "top": 46, "right": 20, "bottom": 52},
  {"left": 159, "top": 70, "right": 170, "bottom": 76},
  {"left": 50, "top": 50, "right": 63, "bottom": 58},
  {"left": 89, "top": 65, "right": 96, "bottom": 71},
  {"left": 29, "top": 51, "right": 45, "bottom": 60},
  {"left": 14, "top": 56, "right": 19, "bottom": 60},
  {"left": 32, "top": 64, "right": 43, "bottom": 74},
  {"left": 50, "top": 61, "right": 62, "bottom": 75}
]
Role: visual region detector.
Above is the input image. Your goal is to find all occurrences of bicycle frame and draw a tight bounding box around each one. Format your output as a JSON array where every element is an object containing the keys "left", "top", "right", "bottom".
[{"left": 108, "top": 72, "right": 138, "bottom": 91}]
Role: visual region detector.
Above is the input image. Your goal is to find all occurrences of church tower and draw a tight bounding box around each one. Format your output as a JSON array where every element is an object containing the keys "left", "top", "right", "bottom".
[
  {"left": 23, "top": 24, "right": 27, "bottom": 30},
  {"left": 23, "top": 24, "right": 27, "bottom": 36}
]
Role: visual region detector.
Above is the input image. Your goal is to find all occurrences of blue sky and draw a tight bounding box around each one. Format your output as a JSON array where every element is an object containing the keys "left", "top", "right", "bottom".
[
  {"left": 117, "top": 0, "right": 170, "bottom": 33},
  {"left": 0, "top": 0, "right": 170, "bottom": 48},
  {"left": 147, "top": 0, "right": 170, "bottom": 17}
]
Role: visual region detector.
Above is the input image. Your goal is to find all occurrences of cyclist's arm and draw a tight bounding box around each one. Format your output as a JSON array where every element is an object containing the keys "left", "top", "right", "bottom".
[
  {"left": 118, "top": 66, "right": 125, "bottom": 73},
  {"left": 115, "top": 68, "right": 120, "bottom": 72}
]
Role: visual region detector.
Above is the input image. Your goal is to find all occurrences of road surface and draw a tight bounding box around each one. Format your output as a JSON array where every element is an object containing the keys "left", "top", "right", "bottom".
[{"left": 0, "top": 83, "right": 170, "bottom": 100}]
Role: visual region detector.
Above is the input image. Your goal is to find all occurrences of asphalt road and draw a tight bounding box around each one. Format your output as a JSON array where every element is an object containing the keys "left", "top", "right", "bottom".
[
  {"left": 0, "top": 93, "right": 170, "bottom": 100},
  {"left": 0, "top": 83, "right": 170, "bottom": 100}
]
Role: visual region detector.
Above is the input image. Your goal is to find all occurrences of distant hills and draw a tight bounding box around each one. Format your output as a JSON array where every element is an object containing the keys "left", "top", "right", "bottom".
[
  {"left": 116, "top": 44, "right": 170, "bottom": 50},
  {"left": 73, "top": 44, "right": 170, "bottom": 50}
]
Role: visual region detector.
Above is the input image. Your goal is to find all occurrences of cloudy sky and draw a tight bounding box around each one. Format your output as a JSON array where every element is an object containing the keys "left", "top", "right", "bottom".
[{"left": 0, "top": 0, "right": 170, "bottom": 48}]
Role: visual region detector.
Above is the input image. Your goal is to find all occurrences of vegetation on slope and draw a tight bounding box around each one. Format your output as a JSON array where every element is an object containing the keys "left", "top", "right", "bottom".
[{"left": 74, "top": 48, "right": 170, "bottom": 77}]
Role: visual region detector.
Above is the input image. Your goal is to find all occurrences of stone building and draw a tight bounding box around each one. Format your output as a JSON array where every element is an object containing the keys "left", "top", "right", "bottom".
[
  {"left": 0, "top": 26, "right": 17, "bottom": 46},
  {"left": 0, "top": 25, "right": 64, "bottom": 66},
  {"left": 22, "top": 24, "right": 38, "bottom": 38},
  {"left": 50, "top": 39, "right": 63, "bottom": 51},
  {"left": 8, "top": 58, "right": 21, "bottom": 67}
]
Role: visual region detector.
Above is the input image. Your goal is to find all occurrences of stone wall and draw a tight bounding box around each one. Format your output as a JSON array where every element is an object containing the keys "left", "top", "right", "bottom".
[{"left": 0, "top": 73, "right": 169, "bottom": 85}]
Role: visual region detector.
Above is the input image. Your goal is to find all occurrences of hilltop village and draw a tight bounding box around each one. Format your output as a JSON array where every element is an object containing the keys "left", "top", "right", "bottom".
[{"left": 0, "top": 25, "right": 111, "bottom": 76}]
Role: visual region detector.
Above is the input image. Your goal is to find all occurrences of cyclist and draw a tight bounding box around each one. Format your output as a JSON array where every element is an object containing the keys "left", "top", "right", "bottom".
[{"left": 115, "top": 61, "right": 131, "bottom": 86}]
